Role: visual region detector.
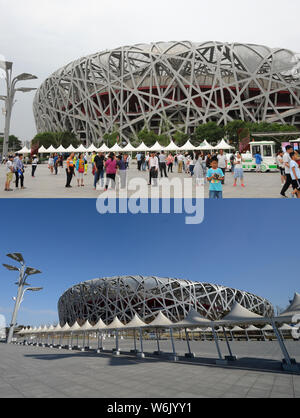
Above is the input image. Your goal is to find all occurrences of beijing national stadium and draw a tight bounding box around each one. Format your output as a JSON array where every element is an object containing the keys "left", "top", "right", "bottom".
[
  {"left": 57, "top": 276, "right": 274, "bottom": 326},
  {"left": 33, "top": 41, "right": 300, "bottom": 144}
]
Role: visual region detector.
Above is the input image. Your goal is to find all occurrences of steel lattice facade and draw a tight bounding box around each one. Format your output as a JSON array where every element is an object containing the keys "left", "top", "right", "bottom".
[
  {"left": 57, "top": 276, "right": 274, "bottom": 326},
  {"left": 33, "top": 41, "right": 300, "bottom": 144}
]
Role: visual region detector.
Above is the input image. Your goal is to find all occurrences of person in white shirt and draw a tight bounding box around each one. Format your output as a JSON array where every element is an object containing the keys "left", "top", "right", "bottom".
[
  {"left": 148, "top": 152, "right": 159, "bottom": 186},
  {"left": 5, "top": 155, "right": 14, "bottom": 192},
  {"left": 276, "top": 151, "right": 285, "bottom": 185},
  {"left": 31, "top": 155, "right": 38, "bottom": 177},
  {"left": 280, "top": 145, "right": 293, "bottom": 198},
  {"left": 290, "top": 152, "right": 300, "bottom": 198},
  {"left": 217, "top": 149, "right": 227, "bottom": 184}
]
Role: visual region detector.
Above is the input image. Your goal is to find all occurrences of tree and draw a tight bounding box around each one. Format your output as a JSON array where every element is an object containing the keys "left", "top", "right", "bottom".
[
  {"left": 137, "top": 129, "right": 158, "bottom": 147},
  {"left": 193, "top": 122, "right": 224, "bottom": 145},
  {"left": 31, "top": 131, "right": 80, "bottom": 149},
  {"left": 103, "top": 130, "right": 120, "bottom": 148},
  {"left": 0, "top": 135, "right": 22, "bottom": 153}
]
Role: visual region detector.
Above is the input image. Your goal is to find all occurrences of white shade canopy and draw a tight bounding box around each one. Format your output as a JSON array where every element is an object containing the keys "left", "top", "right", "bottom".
[
  {"left": 171, "top": 309, "right": 211, "bottom": 329},
  {"left": 290, "top": 139, "right": 300, "bottom": 143},
  {"left": 262, "top": 324, "right": 273, "bottom": 331},
  {"left": 122, "top": 143, "right": 137, "bottom": 152},
  {"left": 65, "top": 145, "right": 76, "bottom": 152},
  {"left": 231, "top": 326, "right": 244, "bottom": 332},
  {"left": 279, "top": 293, "right": 300, "bottom": 319},
  {"left": 150, "top": 141, "right": 164, "bottom": 151},
  {"left": 90, "top": 318, "right": 107, "bottom": 331},
  {"left": 165, "top": 141, "right": 180, "bottom": 151},
  {"left": 214, "top": 139, "right": 235, "bottom": 150},
  {"left": 246, "top": 325, "right": 260, "bottom": 331},
  {"left": 197, "top": 140, "right": 213, "bottom": 150},
  {"left": 279, "top": 323, "right": 293, "bottom": 331},
  {"left": 69, "top": 321, "right": 82, "bottom": 332},
  {"left": 135, "top": 142, "right": 150, "bottom": 152},
  {"left": 80, "top": 321, "right": 94, "bottom": 331},
  {"left": 124, "top": 314, "right": 146, "bottom": 329},
  {"left": 110, "top": 143, "right": 123, "bottom": 152},
  {"left": 56, "top": 145, "right": 66, "bottom": 153},
  {"left": 53, "top": 324, "right": 62, "bottom": 333},
  {"left": 147, "top": 311, "right": 173, "bottom": 328},
  {"left": 59, "top": 323, "right": 71, "bottom": 333},
  {"left": 218, "top": 302, "right": 264, "bottom": 325},
  {"left": 180, "top": 140, "right": 196, "bottom": 151},
  {"left": 75, "top": 145, "right": 87, "bottom": 153},
  {"left": 46, "top": 145, "right": 57, "bottom": 153},
  {"left": 87, "top": 144, "right": 98, "bottom": 152},
  {"left": 38, "top": 146, "right": 48, "bottom": 153},
  {"left": 46, "top": 325, "right": 55, "bottom": 333},
  {"left": 106, "top": 317, "right": 125, "bottom": 330},
  {"left": 97, "top": 144, "right": 110, "bottom": 152},
  {"left": 18, "top": 146, "right": 31, "bottom": 154}
]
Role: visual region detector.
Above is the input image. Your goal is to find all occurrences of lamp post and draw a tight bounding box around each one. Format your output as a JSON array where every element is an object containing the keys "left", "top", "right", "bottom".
[
  {"left": 0, "top": 60, "right": 37, "bottom": 157},
  {"left": 3, "top": 252, "right": 42, "bottom": 344}
]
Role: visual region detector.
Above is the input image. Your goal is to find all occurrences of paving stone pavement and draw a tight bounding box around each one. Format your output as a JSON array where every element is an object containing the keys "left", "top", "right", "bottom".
[
  {"left": 0, "top": 342, "right": 299, "bottom": 398},
  {"left": 0, "top": 163, "right": 290, "bottom": 198}
]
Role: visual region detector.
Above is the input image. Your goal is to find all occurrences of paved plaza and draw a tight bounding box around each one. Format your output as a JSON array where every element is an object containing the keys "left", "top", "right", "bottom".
[
  {"left": 0, "top": 163, "right": 288, "bottom": 199},
  {"left": 0, "top": 340, "right": 299, "bottom": 398}
]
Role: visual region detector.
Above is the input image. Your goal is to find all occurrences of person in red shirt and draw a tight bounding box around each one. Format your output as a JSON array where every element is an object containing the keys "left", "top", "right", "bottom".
[{"left": 65, "top": 153, "right": 75, "bottom": 188}]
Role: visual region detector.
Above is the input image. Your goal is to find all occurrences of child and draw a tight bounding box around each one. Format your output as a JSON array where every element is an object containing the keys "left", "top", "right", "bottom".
[{"left": 206, "top": 158, "right": 224, "bottom": 199}]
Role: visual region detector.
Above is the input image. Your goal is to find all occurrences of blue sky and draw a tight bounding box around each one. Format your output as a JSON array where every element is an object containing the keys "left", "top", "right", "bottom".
[{"left": 0, "top": 199, "right": 298, "bottom": 326}]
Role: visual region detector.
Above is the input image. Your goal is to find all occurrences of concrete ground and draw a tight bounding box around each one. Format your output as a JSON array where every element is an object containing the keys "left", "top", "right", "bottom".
[
  {"left": 0, "top": 163, "right": 290, "bottom": 199},
  {"left": 1, "top": 340, "right": 299, "bottom": 398}
]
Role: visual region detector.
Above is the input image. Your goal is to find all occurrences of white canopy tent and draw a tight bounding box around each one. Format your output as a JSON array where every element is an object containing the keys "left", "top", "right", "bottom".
[
  {"left": 171, "top": 309, "right": 211, "bottom": 329},
  {"left": 180, "top": 140, "right": 196, "bottom": 151},
  {"left": 135, "top": 142, "right": 150, "bottom": 152},
  {"left": 165, "top": 141, "right": 180, "bottom": 151},
  {"left": 65, "top": 145, "right": 76, "bottom": 153},
  {"left": 38, "top": 146, "right": 48, "bottom": 154},
  {"left": 56, "top": 145, "right": 66, "bottom": 153},
  {"left": 147, "top": 311, "right": 173, "bottom": 328},
  {"left": 122, "top": 143, "right": 137, "bottom": 152},
  {"left": 46, "top": 145, "right": 57, "bottom": 153},
  {"left": 109, "top": 143, "right": 124, "bottom": 153},
  {"left": 87, "top": 144, "right": 98, "bottom": 152},
  {"left": 149, "top": 141, "right": 164, "bottom": 152},
  {"left": 97, "top": 144, "right": 110, "bottom": 153},
  {"left": 124, "top": 314, "right": 147, "bottom": 329},
  {"left": 214, "top": 139, "right": 235, "bottom": 150},
  {"left": 197, "top": 140, "right": 214, "bottom": 150},
  {"left": 17, "top": 146, "right": 31, "bottom": 154},
  {"left": 75, "top": 145, "right": 87, "bottom": 153}
]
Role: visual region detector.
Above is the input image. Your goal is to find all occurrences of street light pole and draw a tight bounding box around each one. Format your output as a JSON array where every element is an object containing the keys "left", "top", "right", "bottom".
[
  {"left": 3, "top": 253, "right": 42, "bottom": 344},
  {"left": 0, "top": 61, "right": 37, "bottom": 158}
]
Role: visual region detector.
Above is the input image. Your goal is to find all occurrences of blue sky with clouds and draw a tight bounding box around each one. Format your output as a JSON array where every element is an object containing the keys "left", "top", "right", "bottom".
[{"left": 0, "top": 198, "right": 298, "bottom": 326}]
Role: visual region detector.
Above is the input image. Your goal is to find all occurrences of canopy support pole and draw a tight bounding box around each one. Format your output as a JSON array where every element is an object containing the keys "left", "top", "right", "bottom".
[
  {"left": 169, "top": 328, "right": 178, "bottom": 361},
  {"left": 212, "top": 327, "right": 227, "bottom": 365},
  {"left": 271, "top": 319, "right": 298, "bottom": 372},
  {"left": 223, "top": 326, "right": 236, "bottom": 361},
  {"left": 137, "top": 328, "right": 145, "bottom": 358},
  {"left": 185, "top": 328, "right": 195, "bottom": 358},
  {"left": 115, "top": 330, "right": 120, "bottom": 355},
  {"left": 154, "top": 328, "right": 162, "bottom": 355}
]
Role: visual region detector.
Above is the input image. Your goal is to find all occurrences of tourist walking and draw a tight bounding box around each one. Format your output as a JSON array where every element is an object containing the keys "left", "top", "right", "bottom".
[
  {"left": 93, "top": 151, "right": 105, "bottom": 189},
  {"left": 189, "top": 153, "right": 196, "bottom": 176},
  {"left": 31, "top": 155, "right": 38, "bottom": 177},
  {"left": 194, "top": 152, "right": 204, "bottom": 186},
  {"left": 233, "top": 152, "right": 245, "bottom": 187},
  {"left": 207, "top": 158, "right": 224, "bottom": 199},
  {"left": 65, "top": 153, "right": 75, "bottom": 188},
  {"left": 276, "top": 151, "right": 285, "bottom": 185},
  {"left": 280, "top": 145, "right": 293, "bottom": 198},
  {"left": 116, "top": 155, "right": 127, "bottom": 189},
  {"left": 105, "top": 153, "right": 117, "bottom": 191},
  {"left": 177, "top": 153, "right": 184, "bottom": 173},
  {"left": 254, "top": 151, "right": 263, "bottom": 172},
  {"left": 48, "top": 154, "right": 54, "bottom": 174},
  {"left": 15, "top": 154, "right": 25, "bottom": 189},
  {"left": 148, "top": 151, "right": 159, "bottom": 186},
  {"left": 159, "top": 151, "right": 168, "bottom": 178},
  {"left": 4, "top": 155, "right": 14, "bottom": 192},
  {"left": 167, "top": 153, "right": 174, "bottom": 173},
  {"left": 76, "top": 153, "right": 85, "bottom": 187}
]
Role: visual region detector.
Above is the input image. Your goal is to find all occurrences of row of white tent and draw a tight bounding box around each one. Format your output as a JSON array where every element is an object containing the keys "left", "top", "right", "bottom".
[
  {"left": 17, "top": 295, "right": 300, "bottom": 370},
  {"left": 18, "top": 297, "right": 300, "bottom": 336},
  {"left": 17, "top": 139, "right": 234, "bottom": 155}
]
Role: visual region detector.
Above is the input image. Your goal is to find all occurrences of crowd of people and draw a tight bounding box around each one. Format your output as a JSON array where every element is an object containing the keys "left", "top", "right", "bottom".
[{"left": 2, "top": 146, "right": 300, "bottom": 198}]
